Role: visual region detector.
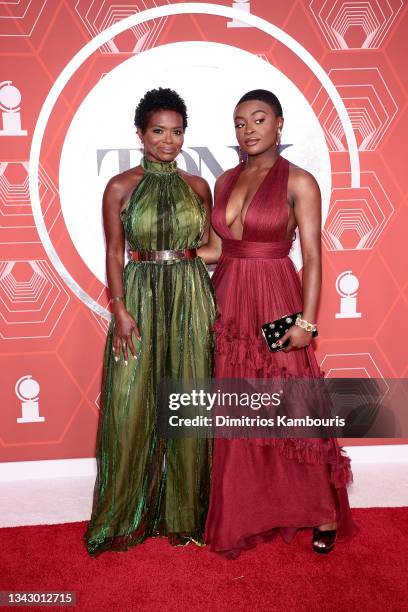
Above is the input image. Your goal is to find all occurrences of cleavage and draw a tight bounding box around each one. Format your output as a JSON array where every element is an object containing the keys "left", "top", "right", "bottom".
[{"left": 225, "top": 170, "right": 268, "bottom": 236}]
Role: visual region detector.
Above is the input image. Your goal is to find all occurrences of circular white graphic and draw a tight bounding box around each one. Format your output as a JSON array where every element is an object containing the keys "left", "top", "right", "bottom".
[
  {"left": 0, "top": 81, "right": 21, "bottom": 110},
  {"left": 60, "top": 41, "right": 331, "bottom": 284},
  {"left": 30, "top": 2, "right": 360, "bottom": 319},
  {"left": 15, "top": 375, "right": 40, "bottom": 400},
  {"left": 337, "top": 271, "right": 359, "bottom": 297}
]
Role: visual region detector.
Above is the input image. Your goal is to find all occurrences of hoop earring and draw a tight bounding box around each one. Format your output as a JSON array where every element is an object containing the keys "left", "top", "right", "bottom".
[{"left": 239, "top": 146, "right": 248, "bottom": 164}]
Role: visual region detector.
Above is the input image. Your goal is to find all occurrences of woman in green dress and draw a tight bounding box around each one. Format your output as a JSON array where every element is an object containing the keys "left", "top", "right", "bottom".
[{"left": 85, "top": 88, "right": 216, "bottom": 556}]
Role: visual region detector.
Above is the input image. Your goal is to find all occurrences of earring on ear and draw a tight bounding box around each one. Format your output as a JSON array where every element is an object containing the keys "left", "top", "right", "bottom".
[
  {"left": 276, "top": 128, "right": 282, "bottom": 146},
  {"left": 239, "top": 146, "right": 248, "bottom": 164}
]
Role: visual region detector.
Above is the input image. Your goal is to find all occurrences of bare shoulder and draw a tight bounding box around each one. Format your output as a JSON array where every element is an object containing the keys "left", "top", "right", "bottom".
[
  {"left": 288, "top": 162, "right": 320, "bottom": 195},
  {"left": 178, "top": 169, "right": 211, "bottom": 200},
  {"left": 104, "top": 166, "right": 144, "bottom": 201},
  {"left": 288, "top": 163, "right": 321, "bottom": 206}
]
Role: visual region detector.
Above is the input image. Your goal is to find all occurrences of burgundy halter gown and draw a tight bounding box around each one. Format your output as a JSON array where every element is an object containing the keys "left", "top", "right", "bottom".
[{"left": 205, "top": 155, "right": 357, "bottom": 558}]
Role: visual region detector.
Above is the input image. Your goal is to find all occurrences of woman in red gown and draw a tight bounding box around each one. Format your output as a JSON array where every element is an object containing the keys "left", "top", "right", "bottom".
[{"left": 199, "top": 89, "right": 357, "bottom": 558}]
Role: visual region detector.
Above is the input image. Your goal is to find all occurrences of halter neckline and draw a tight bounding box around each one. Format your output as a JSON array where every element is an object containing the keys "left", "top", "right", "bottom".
[{"left": 142, "top": 157, "right": 178, "bottom": 174}]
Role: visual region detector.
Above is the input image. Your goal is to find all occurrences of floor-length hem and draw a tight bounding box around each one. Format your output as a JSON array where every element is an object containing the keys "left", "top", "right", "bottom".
[
  {"left": 204, "top": 156, "right": 358, "bottom": 558},
  {"left": 86, "top": 529, "right": 206, "bottom": 558},
  {"left": 85, "top": 158, "right": 215, "bottom": 556}
]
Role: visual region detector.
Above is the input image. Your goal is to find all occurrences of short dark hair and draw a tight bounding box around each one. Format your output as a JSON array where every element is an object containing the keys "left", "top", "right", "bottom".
[
  {"left": 134, "top": 87, "right": 188, "bottom": 132},
  {"left": 236, "top": 89, "right": 283, "bottom": 117}
]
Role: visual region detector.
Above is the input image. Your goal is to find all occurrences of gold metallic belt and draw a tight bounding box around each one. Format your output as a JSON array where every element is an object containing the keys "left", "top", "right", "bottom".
[{"left": 130, "top": 248, "right": 197, "bottom": 262}]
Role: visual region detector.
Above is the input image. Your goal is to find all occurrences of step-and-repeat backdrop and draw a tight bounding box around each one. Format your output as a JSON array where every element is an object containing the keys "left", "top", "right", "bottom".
[{"left": 1, "top": 0, "right": 407, "bottom": 462}]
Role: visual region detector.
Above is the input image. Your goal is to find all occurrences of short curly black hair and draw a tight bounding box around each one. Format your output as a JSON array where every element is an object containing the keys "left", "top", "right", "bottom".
[
  {"left": 237, "top": 89, "right": 283, "bottom": 117},
  {"left": 134, "top": 87, "right": 188, "bottom": 132}
]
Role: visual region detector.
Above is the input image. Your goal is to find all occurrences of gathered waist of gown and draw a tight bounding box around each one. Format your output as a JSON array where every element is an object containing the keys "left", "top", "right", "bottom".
[{"left": 221, "top": 238, "right": 292, "bottom": 259}]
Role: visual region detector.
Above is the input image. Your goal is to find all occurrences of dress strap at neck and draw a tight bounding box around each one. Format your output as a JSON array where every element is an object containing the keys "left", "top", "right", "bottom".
[{"left": 142, "top": 157, "right": 178, "bottom": 174}]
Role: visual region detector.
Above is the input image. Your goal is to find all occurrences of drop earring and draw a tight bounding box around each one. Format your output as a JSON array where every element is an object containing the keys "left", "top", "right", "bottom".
[
  {"left": 276, "top": 129, "right": 282, "bottom": 146},
  {"left": 239, "top": 146, "right": 248, "bottom": 164}
]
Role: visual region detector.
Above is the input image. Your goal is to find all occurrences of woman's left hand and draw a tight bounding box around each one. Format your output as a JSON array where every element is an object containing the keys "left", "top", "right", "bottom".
[{"left": 278, "top": 325, "right": 313, "bottom": 352}]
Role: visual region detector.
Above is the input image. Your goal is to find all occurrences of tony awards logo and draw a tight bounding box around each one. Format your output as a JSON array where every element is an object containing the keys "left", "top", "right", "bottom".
[
  {"left": 335, "top": 270, "right": 362, "bottom": 319},
  {"left": 228, "top": 0, "right": 252, "bottom": 28},
  {"left": 15, "top": 375, "right": 45, "bottom": 423},
  {"left": 0, "top": 80, "right": 27, "bottom": 136}
]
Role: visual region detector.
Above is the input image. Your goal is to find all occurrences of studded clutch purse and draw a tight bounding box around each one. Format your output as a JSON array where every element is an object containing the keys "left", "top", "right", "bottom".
[{"left": 261, "top": 313, "right": 318, "bottom": 352}]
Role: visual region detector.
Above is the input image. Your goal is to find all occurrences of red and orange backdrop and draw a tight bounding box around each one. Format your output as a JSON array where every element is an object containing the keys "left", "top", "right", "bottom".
[{"left": 1, "top": 0, "right": 407, "bottom": 462}]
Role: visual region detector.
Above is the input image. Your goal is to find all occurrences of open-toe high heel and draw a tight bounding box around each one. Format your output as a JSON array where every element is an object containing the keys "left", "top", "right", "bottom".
[{"left": 312, "top": 527, "right": 337, "bottom": 554}]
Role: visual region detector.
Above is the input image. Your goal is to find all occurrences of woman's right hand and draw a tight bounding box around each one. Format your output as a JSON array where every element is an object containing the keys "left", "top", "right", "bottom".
[{"left": 112, "top": 308, "right": 141, "bottom": 364}]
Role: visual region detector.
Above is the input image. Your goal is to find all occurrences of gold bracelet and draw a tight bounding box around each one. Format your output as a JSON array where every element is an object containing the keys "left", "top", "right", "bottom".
[
  {"left": 295, "top": 316, "right": 317, "bottom": 333},
  {"left": 110, "top": 296, "right": 124, "bottom": 303}
]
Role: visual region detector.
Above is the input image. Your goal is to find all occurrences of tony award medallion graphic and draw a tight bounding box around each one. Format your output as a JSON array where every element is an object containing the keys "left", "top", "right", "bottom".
[
  {"left": 15, "top": 375, "right": 45, "bottom": 423},
  {"left": 335, "top": 271, "right": 362, "bottom": 319},
  {"left": 0, "top": 81, "right": 27, "bottom": 136}
]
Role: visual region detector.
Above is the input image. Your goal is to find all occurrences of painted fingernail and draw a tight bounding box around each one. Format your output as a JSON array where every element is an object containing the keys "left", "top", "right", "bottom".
[
  {"left": 124, "top": 360, "right": 128, "bottom": 366},
  {"left": 114, "top": 356, "right": 119, "bottom": 362},
  {"left": 133, "top": 355, "right": 137, "bottom": 360}
]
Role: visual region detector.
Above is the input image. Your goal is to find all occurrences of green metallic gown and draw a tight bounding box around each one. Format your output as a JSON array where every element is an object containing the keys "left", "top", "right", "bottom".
[{"left": 85, "top": 158, "right": 216, "bottom": 556}]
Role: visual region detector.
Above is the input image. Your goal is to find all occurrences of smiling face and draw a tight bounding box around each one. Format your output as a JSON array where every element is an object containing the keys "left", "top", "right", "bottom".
[
  {"left": 233, "top": 99, "right": 284, "bottom": 157},
  {"left": 137, "top": 109, "right": 184, "bottom": 162}
]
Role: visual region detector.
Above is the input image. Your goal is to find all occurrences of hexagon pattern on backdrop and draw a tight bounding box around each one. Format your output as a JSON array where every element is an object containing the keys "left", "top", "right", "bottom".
[{"left": 0, "top": 0, "right": 407, "bottom": 461}]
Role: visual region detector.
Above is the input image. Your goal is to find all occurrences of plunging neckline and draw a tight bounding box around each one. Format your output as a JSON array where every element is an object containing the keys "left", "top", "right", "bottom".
[{"left": 223, "top": 155, "right": 282, "bottom": 241}]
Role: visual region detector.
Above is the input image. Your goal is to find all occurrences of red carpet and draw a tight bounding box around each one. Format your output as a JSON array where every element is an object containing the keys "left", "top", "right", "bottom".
[{"left": 1, "top": 508, "right": 408, "bottom": 611}]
